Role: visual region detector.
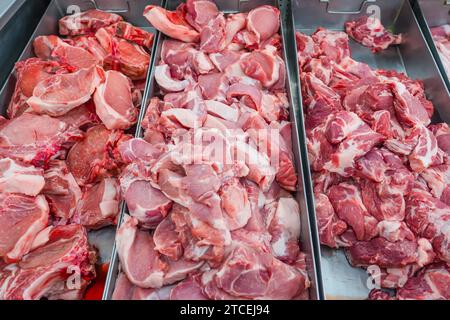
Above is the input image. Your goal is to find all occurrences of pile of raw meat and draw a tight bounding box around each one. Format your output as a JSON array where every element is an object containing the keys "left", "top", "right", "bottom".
[
  {"left": 111, "top": 2, "right": 310, "bottom": 300},
  {"left": 431, "top": 25, "right": 450, "bottom": 79},
  {"left": 297, "top": 16, "right": 450, "bottom": 300},
  {"left": 0, "top": 10, "right": 154, "bottom": 299}
]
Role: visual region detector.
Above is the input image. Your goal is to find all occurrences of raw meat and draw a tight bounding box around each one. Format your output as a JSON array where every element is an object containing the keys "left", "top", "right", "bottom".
[
  {"left": 111, "top": 4, "right": 310, "bottom": 301},
  {"left": 143, "top": 5, "right": 199, "bottom": 43},
  {"left": 112, "top": 272, "right": 174, "bottom": 300},
  {"left": 0, "top": 113, "right": 83, "bottom": 167},
  {"left": 33, "top": 35, "right": 100, "bottom": 70},
  {"left": 59, "top": 9, "right": 123, "bottom": 36},
  {"left": 245, "top": 6, "right": 280, "bottom": 44},
  {"left": 0, "top": 194, "right": 49, "bottom": 262},
  {"left": 95, "top": 27, "right": 150, "bottom": 80},
  {"left": 0, "top": 224, "right": 96, "bottom": 300},
  {"left": 345, "top": 16, "right": 402, "bottom": 52},
  {"left": 74, "top": 178, "right": 121, "bottom": 230},
  {"left": 297, "top": 18, "right": 450, "bottom": 299},
  {"left": 7, "top": 58, "right": 70, "bottom": 118},
  {"left": 27, "top": 66, "right": 104, "bottom": 117},
  {"left": 42, "top": 160, "right": 82, "bottom": 221},
  {"left": 0, "top": 158, "right": 45, "bottom": 196},
  {"left": 93, "top": 70, "right": 139, "bottom": 130},
  {"left": 66, "top": 125, "right": 130, "bottom": 186},
  {"left": 396, "top": 263, "right": 450, "bottom": 300}
]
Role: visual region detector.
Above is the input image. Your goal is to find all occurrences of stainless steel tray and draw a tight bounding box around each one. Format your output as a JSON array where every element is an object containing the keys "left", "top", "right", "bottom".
[
  {"left": 413, "top": 0, "right": 450, "bottom": 95},
  {"left": 0, "top": 0, "right": 163, "bottom": 299},
  {"left": 103, "top": 0, "right": 321, "bottom": 300},
  {"left": 288, "top": 0, "right": 450, "bottom": 300}
]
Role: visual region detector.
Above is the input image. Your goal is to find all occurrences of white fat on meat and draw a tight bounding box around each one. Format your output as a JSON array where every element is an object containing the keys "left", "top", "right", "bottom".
[
  {"left": 155, "top": 64, "right": 189, "bottom": 92},
  {"left": 0, "top": 158, "right": 45, "bottom": 196},
  {"left": 0, "top": 194, "right": 49, "bottom": 263},
  {"left": 93, "top": 70, "right": 138, "bottom": 130},
  {"left": 204, "top": 100, "right": 239, "bottom": 122},
  {"left": 143, "top": 6, "right": 199, "bottom": 43},
  {"left": 116, "top": 215, "right": 167, "bottom": 288},
  {"left": 26, "top": 66, "right": 103, "bottom": 117}
]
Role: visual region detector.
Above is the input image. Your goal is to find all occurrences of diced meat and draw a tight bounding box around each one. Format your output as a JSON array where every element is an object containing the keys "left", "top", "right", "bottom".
[
  {"left": 27, "top": 66, "right": 103, "bottom": 117},
  {"left": 0, "top": 194, "right": 49, "bottom": 263},
  {"left": 345, "top": 16, "right": 402, "bottom": 52},
  {"left": 112, "top": 272, "right": 174, "bottom": 300},
  {"left": 93, "top": 70, "right": 139, "bottom": 130},
  {"left": 327, "top": 183, "right": 378, "bottom": 241},
  {"left": 315, "top": 193, "right": 348, "bottom": 248},
  {"left": 155, "top": 64, "right": 189, "bottom": 92},
  {"left": 0, "top": 158, "right": 45, "bottom": 196}
]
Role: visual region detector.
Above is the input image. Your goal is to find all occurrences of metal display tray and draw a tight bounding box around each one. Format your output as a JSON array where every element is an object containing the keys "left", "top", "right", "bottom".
[
  {"left": 102, "top": 0, "right": 321, "bottom": 300},
  {"left": 413, "top": 0, "right": 450, "bottom": 95},
  {"left": 287, "top": 0, "right": 450, "bottom": 299},
  {"left": 0, "top": 0, "right": 162, "bottom": 298}
]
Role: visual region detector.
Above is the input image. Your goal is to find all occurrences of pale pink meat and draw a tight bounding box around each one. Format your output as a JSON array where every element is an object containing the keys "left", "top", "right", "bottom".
[
  {"left": 0, "top": 193, "right": 49, "bottom": 263},
  {"left": 0, "top": 158, "right": 45, "bottom": 196},
  {"left": 27, "top": 66, "right": 103, "bottom": 117},
  {"left": 59, "top": 9, "right": 123, "bottom": 36},
  {"left": 93, "top": 70, "right": 138, "bottom": 130}
]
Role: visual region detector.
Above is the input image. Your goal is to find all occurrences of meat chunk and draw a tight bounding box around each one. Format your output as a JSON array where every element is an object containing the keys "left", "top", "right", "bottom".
[
  {"left": 7, "top": 58, "right": 70, "bottom": 118},
  {"left": 143, "top": 5, "right": 199, "bottom": 43},
  {"left": 42, "top": 160, "right": 82, "bottom": 221},
  {"left": 27, "top": 66, "right": 103, "bottom": 117},
  {"left": 93, "top": 70, "right": 139, "bottom": 130},
  {"left": 315, "top": 193, "right": 348, "bottom": 248},
  {"left": 116, "top": 215, "right": 168, "bottom": 288},
  {"left": 74, "top": 178, "right": 121, "bottom": 230},
  {"left": 95, "top": 28, "right": 150, "bottom": 80},
  {"left": 33, "top": 35, "right": 100, "bottom": 70},
  {"left": 0, "top": 194, "right": 49, "bottom": 263},
  {"left": 66, "top": 125, "right": 130, "bottom": 186},
  {"left": 327, "top": 183, "right": 378, "bottom": 241},
  {"left": 0, "top": 113, "right": 83, "bottom": 167},
  {"left": 397, "top": 263, "right": 450, "bottom": 300},
  {"left": 245, "top": 6, "right": 280, "bottom": 45},
  {"left": 59, "top": 9, "right": 123, "bottom": 36},
  {"left": 0, "top": 224, "right": 96, "bottom": 300},
  {"left": 345, "top": 16, "right": 402, "bottom": 52},
  {"left": 205, "top": 246, "right": 309, "bottom": 300},
  {"left": 0, "top": 158, "right": 45, "bottom": 196}
]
